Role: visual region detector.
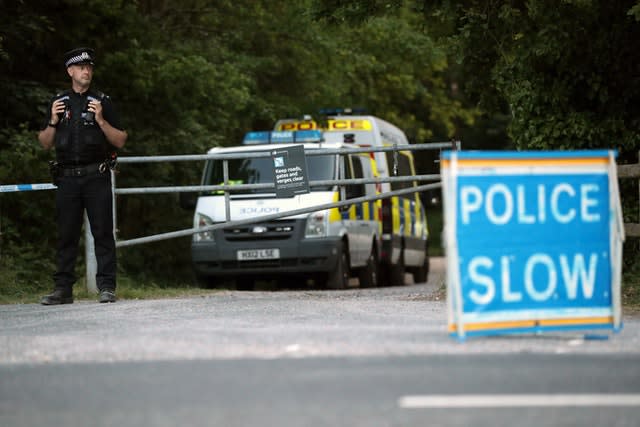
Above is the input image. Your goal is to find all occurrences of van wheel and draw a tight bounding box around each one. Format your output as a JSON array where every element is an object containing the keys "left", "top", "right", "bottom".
[
  {"left": 411, "top": 255, "right": 430, "bottom": 284},
  {"left": 389, "top": 253, "right": 405, "bottom": 286},
  {"left": 358, "top": 247, "right": 379, "bottom": 288},
  {"left": 236, "top": 276, "right": 255, "bottom": 291},
  {"left": 326, "top": 246, "right": 349, "bottom": 289}
]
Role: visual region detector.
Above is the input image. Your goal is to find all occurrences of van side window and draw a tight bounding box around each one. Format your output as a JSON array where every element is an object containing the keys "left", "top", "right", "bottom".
[
  {"left": 345, "top": 155, "right": 365, "bottom": 199},
  {"left": 307, "top": 154, "right": 337, "bottom": 191},
  {"left": 386, "top": 152, "right": 413, "bottom": 194},
  {"left": 348, "top": 155, "right": 366, "bottom": 198},
  {"left": 340, "top": 154, "right": 350, "bottom": 181}
]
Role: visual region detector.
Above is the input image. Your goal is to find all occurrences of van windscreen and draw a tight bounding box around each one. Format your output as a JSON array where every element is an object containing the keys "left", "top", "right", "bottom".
[{"left": 203, "top": 153, "right": 335, "bottom": 193}]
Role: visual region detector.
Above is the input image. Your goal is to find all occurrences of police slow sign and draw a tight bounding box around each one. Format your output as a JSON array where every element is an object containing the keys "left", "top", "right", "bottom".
[{"left": 441, "top": 150, "right": 624, "bottom": 339}]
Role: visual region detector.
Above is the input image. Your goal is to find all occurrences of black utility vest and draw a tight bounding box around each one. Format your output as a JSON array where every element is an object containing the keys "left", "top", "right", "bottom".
[{"left": 54, "top": 89, "right": 109, "bottom": 166}]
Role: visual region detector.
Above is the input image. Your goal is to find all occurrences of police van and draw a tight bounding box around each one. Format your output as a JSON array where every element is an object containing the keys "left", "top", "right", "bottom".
[
  {"left": 189, "top": 130, "right": 384, "bottom": 290},
  {"left": 275, "top": 113, "right": 430, "bottom": 286}
]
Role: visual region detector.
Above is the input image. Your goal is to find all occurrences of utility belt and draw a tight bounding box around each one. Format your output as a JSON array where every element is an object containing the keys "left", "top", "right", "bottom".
[
  {"left": 49, "top": 153, "right": 117, "bottom": 183},
  {"left": 57, "top": 162, "right": 105, "bottom": 177}
]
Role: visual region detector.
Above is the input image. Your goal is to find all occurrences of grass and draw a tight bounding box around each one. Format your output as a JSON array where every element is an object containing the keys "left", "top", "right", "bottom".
[
  {"left": 426, "top": 203, "right": 445, "bottom": 256},
  {"left": 0, "top": 253, "right": 223, "bottom": 304},
  {"left": 622, "top": 240, "right": 640, "bottom": 312},
  {"left": 622, "top": 273, "right": 640, "bottom": 314},
  {"left": 0, "top": 275, "right": 224, "bottom": 305},
  {"left": 622, "top": 283, "right": 640, "bottom": 313}
]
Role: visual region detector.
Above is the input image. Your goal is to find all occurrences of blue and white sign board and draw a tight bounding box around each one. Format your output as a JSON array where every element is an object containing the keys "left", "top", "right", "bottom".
[{"left": 441, "top": 150, "right": 625, "bottom": 339}]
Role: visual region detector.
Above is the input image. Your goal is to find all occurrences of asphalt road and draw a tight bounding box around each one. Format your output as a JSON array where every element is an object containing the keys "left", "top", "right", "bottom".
[
  {"left": 2, "top": 355, "right": 640, "bottom": 427},
  {"left": 1, "top": 258, "right": 639, "bottom": 426}
]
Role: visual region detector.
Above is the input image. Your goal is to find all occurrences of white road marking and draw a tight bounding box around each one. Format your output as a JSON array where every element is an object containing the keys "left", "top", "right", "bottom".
[
  {"left": 285, "top": 344, "right": 301, "bottom": 353},
  {"left": 398, "top": 394, "right": 640, "bottom": 408}
]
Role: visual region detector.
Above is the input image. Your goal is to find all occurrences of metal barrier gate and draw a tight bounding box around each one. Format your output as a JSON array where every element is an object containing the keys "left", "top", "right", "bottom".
[
  {"left": 1, "top": 142, "right": 457, "bottom": 292},
  {"left": 113, "top": 142, "right": 456, "bottom": 247},
  {"left": 103, "top": 142, "right": 456, "bottom": 291}
]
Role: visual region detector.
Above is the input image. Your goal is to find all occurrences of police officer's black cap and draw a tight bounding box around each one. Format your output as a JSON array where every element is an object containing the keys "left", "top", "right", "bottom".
[{"left": 63, "top": 47, "right": 95, "bottom": 68}]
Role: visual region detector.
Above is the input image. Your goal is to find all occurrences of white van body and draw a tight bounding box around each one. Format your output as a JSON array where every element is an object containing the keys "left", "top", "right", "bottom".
[{"left": 190, "top": 138, "right": 383, "bottom": 290}]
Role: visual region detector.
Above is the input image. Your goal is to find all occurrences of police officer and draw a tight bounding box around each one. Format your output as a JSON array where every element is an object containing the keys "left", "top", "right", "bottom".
[{"left": 38, "top": 47, "right": 127, "bottom": 304}]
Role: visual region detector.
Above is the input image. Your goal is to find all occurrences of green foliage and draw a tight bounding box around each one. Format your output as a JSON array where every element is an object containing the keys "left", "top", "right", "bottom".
[
  {"left": 622, "top": 239, "right": 640, "bottom": 308},
  {"left": 0, "top": 252, "right": 53, "bottom": 304},
  {"left": 0, "top": 0, "right": 638, "bottom": 300},
  {"left": 421, "top": 0, "right": 640, "bottom": 284},
  {"left": 312, "top": 2, "right": 478, "bottom": 141},
  {"left": 630, "top": 1, "right": 640, "bottom": 20},
  {"left": 426, "top": 204, "right": 444, "bottom": 256},
  {"left": 426, "top": 0, "right": 640, "bottom": 154},
  {"left": 335, "top": 13, "right": 477, "bottom": 141},
  {"left": 497, "top": 1, "right": 639, "bottom": 154}
]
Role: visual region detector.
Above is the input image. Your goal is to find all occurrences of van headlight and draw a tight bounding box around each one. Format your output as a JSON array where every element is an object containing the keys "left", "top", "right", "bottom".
[
  {"left": 305, "top": 211, "right": 328, "bottom": 238},
  {"left": 194, "top": 213, "right": 215, "bottom": 242}
]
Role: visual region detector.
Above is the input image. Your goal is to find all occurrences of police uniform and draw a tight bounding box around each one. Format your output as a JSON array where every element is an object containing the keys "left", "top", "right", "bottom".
[{"left": 41, "top": 48, "right": 124, "bottom": 304}]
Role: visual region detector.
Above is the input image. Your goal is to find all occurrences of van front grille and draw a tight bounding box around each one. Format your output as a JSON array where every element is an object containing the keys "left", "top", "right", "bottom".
[{"left": 223, "top": 220, "right": 298, "bottom": 241}]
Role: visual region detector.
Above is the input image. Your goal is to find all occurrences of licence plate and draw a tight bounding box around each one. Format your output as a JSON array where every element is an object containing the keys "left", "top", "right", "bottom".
[{"left": 237, "top": 248, "right": 280, "bottom": 261}]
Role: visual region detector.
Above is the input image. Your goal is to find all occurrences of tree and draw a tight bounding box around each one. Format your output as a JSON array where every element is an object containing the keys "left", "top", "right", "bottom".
[{"left": 425, "top": 0, "right": 639, "bottom": 154}]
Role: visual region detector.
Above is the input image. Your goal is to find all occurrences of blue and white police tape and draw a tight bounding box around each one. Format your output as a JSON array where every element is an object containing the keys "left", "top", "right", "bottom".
[{"left": 0, "top": 183, "right": 57, "bottom": 193}]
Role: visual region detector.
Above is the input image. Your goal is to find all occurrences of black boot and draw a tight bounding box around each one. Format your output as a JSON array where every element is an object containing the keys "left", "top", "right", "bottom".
[
  {"left": 99, "top": 289, "right": 116, "bottom": 303},
  {"left": 41, "top": 289, "right": 73, "bottom": 305}
]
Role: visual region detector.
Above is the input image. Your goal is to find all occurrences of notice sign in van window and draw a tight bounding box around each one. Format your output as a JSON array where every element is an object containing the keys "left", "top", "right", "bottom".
[
  {"left": 272, "top": 145, "right": 310, "bottom": 198},
  {"left": 441, "top": 150, "right": 625, "bottom": 339}
]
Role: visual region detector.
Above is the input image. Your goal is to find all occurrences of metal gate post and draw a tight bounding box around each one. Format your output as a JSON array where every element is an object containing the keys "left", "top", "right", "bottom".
[
  {"left": 83, "top": 166, "right": 118, "bottom": 294},
  {"left": 223, "top": 159, "right": 230, "bottom": 221},
  {"left": 84, "top": 211, "right": 98, "bottom": 293},
  {"left": 112, "top": 168, "right": 117, "bottom": 244}
]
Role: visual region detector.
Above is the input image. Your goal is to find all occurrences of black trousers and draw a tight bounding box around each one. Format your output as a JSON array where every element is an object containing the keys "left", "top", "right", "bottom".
[{"left": 54, "top": 172, "right": 116, "bottom": 291}]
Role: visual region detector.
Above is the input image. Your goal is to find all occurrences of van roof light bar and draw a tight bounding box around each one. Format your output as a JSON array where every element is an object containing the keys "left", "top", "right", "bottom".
[
  {"left": 318, "top": 107, "right": 367, "bottom": 116},
  {"left": 243, "top": 130, "right": 324, "bottom": 145}
]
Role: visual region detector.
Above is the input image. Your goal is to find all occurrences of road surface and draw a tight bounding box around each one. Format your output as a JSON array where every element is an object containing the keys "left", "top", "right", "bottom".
[{"left": 1, "top": 258, "right": 639, "bottom": 426}]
